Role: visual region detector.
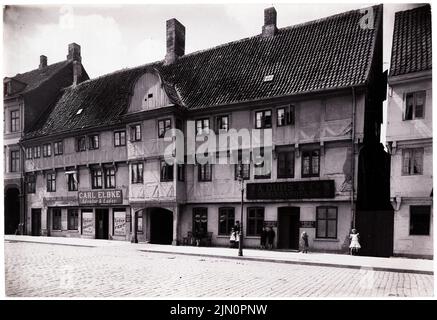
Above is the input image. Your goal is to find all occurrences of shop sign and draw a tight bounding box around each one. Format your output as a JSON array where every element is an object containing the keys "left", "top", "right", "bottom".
[
  {"left": 246, "top": 180, "right": 335, "bottom": 200},
  {"left": 81, "top": 211, "right": 94, "bottom": 235},
  {"left": 113, "top": 211, "right": 126, "bottom": 236},
  {"left": 78, "top": 190, "right": 123, "bottom": 205},
  {"left": 300, "top": 221, "right": 316, "bottom": 228}
]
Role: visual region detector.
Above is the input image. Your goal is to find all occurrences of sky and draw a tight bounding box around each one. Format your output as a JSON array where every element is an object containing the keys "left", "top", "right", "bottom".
[{"left": 2, "top": 2, "right": 423, "bottom": 143}]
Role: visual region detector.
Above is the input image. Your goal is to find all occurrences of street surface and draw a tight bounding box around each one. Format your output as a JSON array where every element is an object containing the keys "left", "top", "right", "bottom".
[{"left": 4, "top": 241, "right": 433, "bottom": 297}]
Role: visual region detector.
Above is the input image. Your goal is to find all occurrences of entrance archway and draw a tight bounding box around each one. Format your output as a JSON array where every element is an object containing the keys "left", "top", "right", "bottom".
[
  {"left": 5, "top": 187, "right": 20, "bottom": 234},
  {"left": 149, "top": 208, "right": 173, "bottom": 245}
]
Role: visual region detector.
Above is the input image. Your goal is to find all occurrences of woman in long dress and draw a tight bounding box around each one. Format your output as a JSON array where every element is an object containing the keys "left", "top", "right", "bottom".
[{"left": 349, "top": 229, "right": 361, "bottom": 255}]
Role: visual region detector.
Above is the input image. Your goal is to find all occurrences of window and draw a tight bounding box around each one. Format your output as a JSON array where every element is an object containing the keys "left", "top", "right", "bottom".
[
  {"left": 277, "top": 105, "right": 295, "bottom": 126},
  {"left": 33, "top": 146, "right": 41, "bottom": 158},
  {"left": 114, "top": 130, "right": 126, "bottom": 147},
  {"left": 198, "top": 164, "right": 212, "bottom": 181},
  {"left": 76, "top": 136, "right": 86, "bottom": 152},
  {"left": 42, "top": 143, "right": 52, "bottom": 157},
  {"left": 277, "top": 150, "right": 295, "bottom": 178},
  {"left": 54, "top": 141, "right": 63, "bottom": 156},
  {"left": 67, "top": 209, "right": 79, "bottom": 230},
  {"left": 402, "top": 148, "right": 423, "bottom": 175},
  {"left": 89, "top": 135, "right": 99, "bottom": 150},
  {"left": 25, "top": 147, "right": 33, "bottom": 159},
  {"left": 216, "top": 115, "right": 229, "bottom": 132},
  {"left": 193, "top": 208, "right": 208, "bottom": 236},
  {"left": 410, "top": 206, "right": 431, "bottom": 235},
  {"left": 52, "top": 208, "right": 62, "bottom": 230},
  {"left": 158, "top": 119, "right": 172, "bottom": 138},
  {"left": 218, "top": 207, "right": 235, "bottom": 235},
  {"left": 255, "top": 110, "right": 272, "bottom": 129},
  {"left": 254, "top": 148, "right": 271, "bottom": 179},
  {"left": 196, "top": 118, "right": 210, "bottom": 135},
  {"left": 130, "top": 124, "right": 142, "bottom": 141},
  {"left": 26, "top": 174, "right": 36, "bottom": 193},
  {"left": 10, "top": 150, "right": 20, "bottom": 172},
  {"left": 67, "top": 172, "right": 78, "bottom": 191},
  {"left": 177, "top": 164, "right": 185, "bottom": 182},
  {"left": 104, "top": 167, "right": 116, "bottom": 188},
  {"left": 131, "top": 163, "right": 144, "bottom": 184},
  {"left": 316, "top": 207, "right": 337, "bottom": 239},
  {"left": 47, "top": 172, "right": 56, "bottom": 192},
  {"left": 91, "top": 168, "right": 103, "bottom": 189},
  {"left": 302, "top": 149, "right": 320, "bottom": 177},
  {"left": 10, "top": 110, "right": 20, "bottom": 132},
  {"left": 247, "top": 207, "right": 265, "bottom": 236},
  {"left": 160, "top": 160, "right": 174, "bottom": 182},
  {"left": 405, "top": 91, "right": 426, "bottom": 120}
]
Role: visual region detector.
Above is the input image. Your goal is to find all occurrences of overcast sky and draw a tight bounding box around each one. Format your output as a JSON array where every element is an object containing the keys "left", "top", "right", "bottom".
[{"left": 2, "top": 2, "right": 423, "bottom": 144}]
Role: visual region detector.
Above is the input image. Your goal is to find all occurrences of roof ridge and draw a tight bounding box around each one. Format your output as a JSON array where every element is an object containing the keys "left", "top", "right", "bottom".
[
  {"left": 10, "top": 59, "right": 68, "bottom": 80},
  {"left": 394, "top": 3, "right": 430, "bottom": 16}
]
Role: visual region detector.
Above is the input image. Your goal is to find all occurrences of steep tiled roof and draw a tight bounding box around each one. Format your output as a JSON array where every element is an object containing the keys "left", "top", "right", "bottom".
[
  {"left": 25, "top": 5, "right": 382, "bottom": 139},
  {"left": 389, "top": 4, "right": 432, "bottom": 77},
  {"left": 6, "top": 60, "right": 71, "bottom": 94}
]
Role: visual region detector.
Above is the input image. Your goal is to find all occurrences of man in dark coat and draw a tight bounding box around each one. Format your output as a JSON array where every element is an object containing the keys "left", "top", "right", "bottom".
[{"left": 267, "top": 226, "right": 275, "bottom": 249}]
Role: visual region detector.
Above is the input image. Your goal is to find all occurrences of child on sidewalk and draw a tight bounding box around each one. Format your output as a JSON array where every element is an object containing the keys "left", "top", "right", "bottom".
[{"left": 349, "top": 229, "right": 361, "bottom": 255}]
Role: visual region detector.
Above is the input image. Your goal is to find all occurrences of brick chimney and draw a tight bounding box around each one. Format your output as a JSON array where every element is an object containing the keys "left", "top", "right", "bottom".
[
  {"left": 67, "top": 43, "right": 82, "bottom": 86},
  {"left": 165, "top": 18, "right": 185, "bottom": 65},
  {"left": 39, "top": 55, "right": 47, "bottom": 69},
  {"left": 262, "top": 7, "right": 278, "bottom": 37}
]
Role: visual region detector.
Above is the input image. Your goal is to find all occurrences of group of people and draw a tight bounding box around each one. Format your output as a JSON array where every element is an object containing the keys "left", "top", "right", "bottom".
[{"left": 229, "top": 223, "right": 361, "bottom": 255}]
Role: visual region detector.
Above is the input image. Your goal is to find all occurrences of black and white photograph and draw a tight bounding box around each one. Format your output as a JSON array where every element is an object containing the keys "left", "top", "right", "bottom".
[{"left": 0, "top": 0, "right": 434, "bottom": 305}]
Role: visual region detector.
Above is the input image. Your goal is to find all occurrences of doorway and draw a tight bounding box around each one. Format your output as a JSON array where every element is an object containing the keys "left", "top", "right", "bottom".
[
  {"left": 150, "top": 208, "right": 173, "bottom": 244},
  {"left": 277, "top": 207, "right": 300, "bottom": 250},
  {"left": 95, "top": 209, "right": 109, "bottom": 239},
  {"left": 5, "top": 187, "right": 20, "bottom": 234},
  {"left": 31, "top": 209, "right": 41, "bottom": 236}
]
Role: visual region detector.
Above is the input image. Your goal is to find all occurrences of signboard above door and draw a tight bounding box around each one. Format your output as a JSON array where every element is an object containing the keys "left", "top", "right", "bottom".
[{"left": 78, "top": 190, "right": 123, "bottom": 205}]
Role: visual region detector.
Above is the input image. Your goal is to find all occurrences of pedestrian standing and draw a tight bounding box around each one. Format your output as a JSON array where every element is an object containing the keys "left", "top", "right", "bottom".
[
  {"left": 229, "top": 228, "right": 236, "bottom": 248},
  {"left": 260, "top": 226, "right": 267, "bottom": 249},
  {"left": 301, "top": 231, "right": 309, "bottom": 253},
  {"left": 349, "top": 229, "right": 361, "bottom": 255},
  {"left": 267, "top": 226, "right": 275, "bottom": 249}
]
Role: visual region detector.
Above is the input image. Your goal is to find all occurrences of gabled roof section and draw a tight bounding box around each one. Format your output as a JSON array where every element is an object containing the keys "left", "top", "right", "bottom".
[
  {"left": 24, "top": 5, "right": 382, "bottom": 139},
  {"left": 5, "top": 60, "right": 71, "bottom": 96},
  {"left": 389, "top": 4, "right": 432, "bottom": 77}
]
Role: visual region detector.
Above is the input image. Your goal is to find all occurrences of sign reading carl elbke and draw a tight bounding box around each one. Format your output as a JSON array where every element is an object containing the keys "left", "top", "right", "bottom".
[{"left": 78, "top": 190, "right": 123, "bottom": 205}]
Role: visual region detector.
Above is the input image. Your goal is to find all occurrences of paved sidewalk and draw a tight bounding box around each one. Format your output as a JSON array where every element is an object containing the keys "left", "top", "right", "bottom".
[{"left": 4, "top": 235, "right": 434, "bottom": 274}]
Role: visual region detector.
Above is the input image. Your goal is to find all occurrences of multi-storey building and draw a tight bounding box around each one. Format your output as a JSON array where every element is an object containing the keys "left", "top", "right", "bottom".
[
  {"left": 3, "top": 43, "right": 88, "bottom": 234},
  {"left": 387, "top": 4, "right": 433, "bottom": 259},
  {"left": 20, "top": 6, "right": 388, "bottom": 253}
]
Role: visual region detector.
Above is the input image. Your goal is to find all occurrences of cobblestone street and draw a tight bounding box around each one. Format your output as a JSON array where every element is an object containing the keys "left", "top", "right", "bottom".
[{"left": 4, "top": 241, "right": 433, "bottom": 297}]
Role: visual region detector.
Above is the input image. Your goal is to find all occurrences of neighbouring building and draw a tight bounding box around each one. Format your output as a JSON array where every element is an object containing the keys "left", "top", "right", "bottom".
[
  {"left": 3, "top": 43, "right": 89, "bottom": 235},
  {"left": 20, "top": 5, "right": 389, "bottom": 254},
  {"left": 386, "top": 4, "right": 433, "bottom": 259}
]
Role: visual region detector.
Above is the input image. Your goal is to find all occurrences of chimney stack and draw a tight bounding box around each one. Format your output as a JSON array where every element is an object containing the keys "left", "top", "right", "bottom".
[
  {"left": 165, "top": 18, "right": 185, "bottom": 65},
  {"left": 67, "top": 43, "right": 83, "bottom": 86},
  {"left": 39, "top": 55, "right": 47, "bottom": 69},
  {"left": 262, "top": 7, "right": 278, "bottom": 37}
]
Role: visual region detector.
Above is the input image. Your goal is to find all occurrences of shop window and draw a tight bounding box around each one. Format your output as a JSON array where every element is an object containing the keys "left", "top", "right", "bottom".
[
  {"left": 10, "top": 150, "right": 20, "bottom": 172},
  {"left": 131, "top": 163, "right": 143, "bottom": 184},
  {"left": 410, "top": 206, "right": 431, "bottom": 235},
  {"left": 104, "top": 167, "right": 116, "bottom": 188},
  {"left": 88, "top": 135, "right": 99, "bottom": 150},
  {"left": 67, "top": 209, "right": 79, "bottom": 230},
  {"left": 47, "top": 172, "right": 56, "bottom": 192},
  {"left": 255, "top": 110, "right": 272, "bottom": 129},
  {"left": 52, "top": 208, "right": 62, "bottom": 230},
  {"left": 42, "top": 143, "right": 52, "bottom": 157},
  {"left": 247, "top": 207, "right": 264, "bottom": 236},
  {"left": 158, "top": 119, "right": 172, "bottom": 138},
  {"left": 402, "top": 148, "right": 423, "bottom": 175},
  {"left": 114, "top": 130, "right": 126, "bottom": 147},
  {"left": 404, "top": 91, "right": 425, "bottom": 120},
  {"left": 302, "top": 149, "right": 320, "bottom": 177},
  {"left": 218, "top": 207, "right": 235, "bottom": 235},
  {"left": 54, "top": 141, "right": 63, "bottom": 156},
  {"left": 91, "top": 168, "right": 103, "bottom": 189},
  {"left": 316, "top": 207, "right": 337, "bottom": 239},
  {"left": 193, "top": 208, "right": 208, "bottom": 236},
  {"left": 277, "top": 150, "right": 294, "bottom": 178}
]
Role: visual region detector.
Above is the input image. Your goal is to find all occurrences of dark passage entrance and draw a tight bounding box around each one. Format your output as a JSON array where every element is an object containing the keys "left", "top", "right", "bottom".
[
  {"left": 95, "top": 209, "right": 109, "bottom": 239},
  {"left": 277, "top": 207, "right": 300, "bottom": 250},
  {"left": 31, "top": 209, "right": 41, "bottom": 236},
  {"left": 150, "top": 208, "right": 173, "bottom": 244},
  {"left": 5, "top": 187, "right": 20, "bottom": 235}
]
